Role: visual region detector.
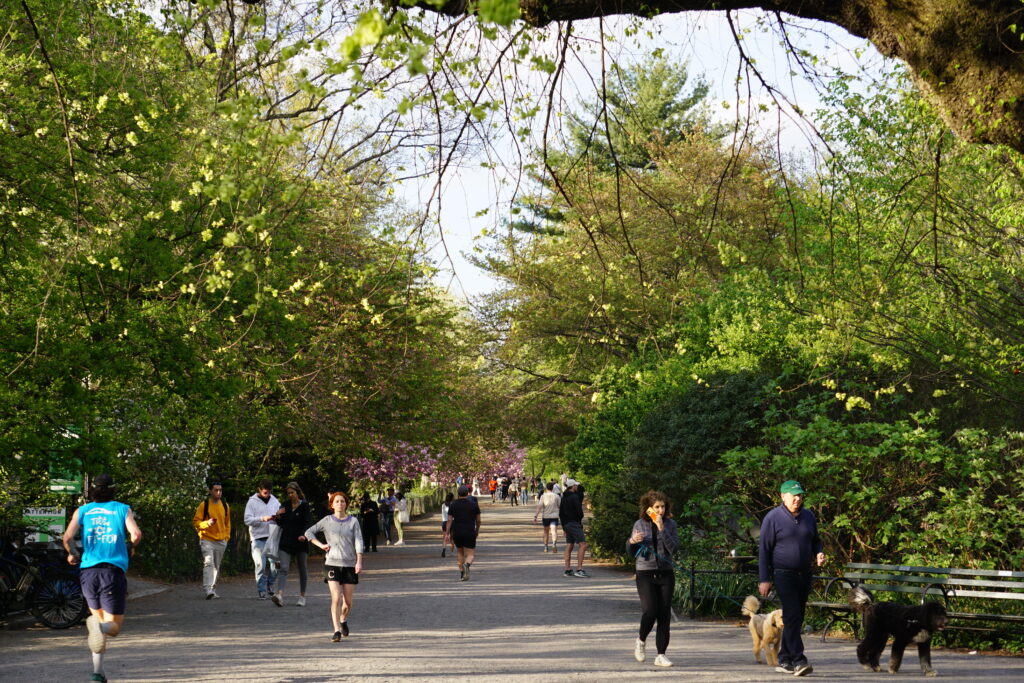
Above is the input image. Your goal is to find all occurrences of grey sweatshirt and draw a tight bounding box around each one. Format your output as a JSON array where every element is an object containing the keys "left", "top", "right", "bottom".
[{"left": 304, "top": 514, "right": 364, "bottom": 566}]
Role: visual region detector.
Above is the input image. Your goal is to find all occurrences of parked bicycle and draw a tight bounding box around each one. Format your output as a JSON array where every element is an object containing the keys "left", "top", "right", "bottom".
[{"left": 0, "top": 541, "right": 89, "bottom": 629}]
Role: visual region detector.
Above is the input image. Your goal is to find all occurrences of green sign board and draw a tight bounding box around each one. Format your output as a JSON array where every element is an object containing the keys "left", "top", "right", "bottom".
[
  {"left": 23, "top": 507, "right": 66, "bottom": 543},
  {"left": 48, "top": 426, "right": 83, "bottom": 493}
]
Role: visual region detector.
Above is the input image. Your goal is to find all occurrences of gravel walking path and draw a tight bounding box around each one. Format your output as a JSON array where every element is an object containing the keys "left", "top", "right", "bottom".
[{"left": 2, "top": 500, "right": 1022, "bottom": 681}]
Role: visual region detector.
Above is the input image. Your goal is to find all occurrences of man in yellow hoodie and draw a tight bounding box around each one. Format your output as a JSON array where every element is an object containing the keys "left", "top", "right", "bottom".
[{"left": 193, "top": 481, "right": 231, "bottom": 599}]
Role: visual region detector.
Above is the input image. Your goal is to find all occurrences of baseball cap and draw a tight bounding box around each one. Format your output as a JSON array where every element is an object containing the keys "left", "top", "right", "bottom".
[
  {"left": 457, "top": 485, "right": 470, "bottom": 496},
  {"left": 94, "top": 473, "right": 115, "bottom": 488},
  {"left": 565, "top": 478, "right": 580, "bottom": 487},
  {"left": 780, "top": 480, "right": 806, "bottom": 495}
]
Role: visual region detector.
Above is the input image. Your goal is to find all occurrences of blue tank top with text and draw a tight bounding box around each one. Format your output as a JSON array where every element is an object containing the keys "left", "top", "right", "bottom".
[{"left": 80, "top": 501, "right": 131, "bottom": 571}]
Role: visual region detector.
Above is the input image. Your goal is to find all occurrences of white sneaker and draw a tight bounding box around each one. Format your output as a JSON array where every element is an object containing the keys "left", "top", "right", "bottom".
[
  {"left": 296, "top": 596, "right": 306, "bottom": 607},
  {"left": 270, "top": 593, "right": 283, "bottom": 607},
  {"left": 653, "top": 654, "right": 673, "bottom": 667},
  {"left": 634, "top": 638, "right": 646, "bottom": 662},
  {"left": 86, "top": 614, "right": 106, "bottom": 654},
  {"left": 394, "top": 540, "right": 405, "bottom": 546}
]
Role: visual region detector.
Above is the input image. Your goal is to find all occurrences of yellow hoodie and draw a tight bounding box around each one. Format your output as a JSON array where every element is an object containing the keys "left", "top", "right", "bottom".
[{"left": 193, "top": 498, "right": 231, "bottom": 542}]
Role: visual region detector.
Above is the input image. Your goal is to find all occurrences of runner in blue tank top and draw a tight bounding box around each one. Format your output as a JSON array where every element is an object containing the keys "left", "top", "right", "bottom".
[{"left": 63, "top": 474, "right": 142, "bottom": 683}]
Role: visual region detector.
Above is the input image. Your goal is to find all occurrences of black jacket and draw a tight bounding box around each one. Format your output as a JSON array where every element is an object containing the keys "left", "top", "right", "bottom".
[
  {"left": 277, "top": 500, "right": 313, "bottom": 554},
  {"left": 559, "top": 489, "right": 584, "bottom": 525}
]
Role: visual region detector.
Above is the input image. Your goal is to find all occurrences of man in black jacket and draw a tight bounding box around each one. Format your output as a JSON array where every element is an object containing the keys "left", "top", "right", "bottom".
[{"left": 559, "top": 479, "right": 589, "bottom": 577}]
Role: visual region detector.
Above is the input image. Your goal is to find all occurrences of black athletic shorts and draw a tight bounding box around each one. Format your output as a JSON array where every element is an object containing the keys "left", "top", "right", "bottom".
[
  {"left": 451, "top": 532, "right": 477, "bottom": 549},
  {"left": 324, "top": 565, "right": 359, "bottom": 584}
]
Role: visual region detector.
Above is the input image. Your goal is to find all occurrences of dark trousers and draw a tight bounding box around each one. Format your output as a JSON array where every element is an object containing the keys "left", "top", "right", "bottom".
[
  {"left": 774, "top": 569, "right": 813, "bottom": 666},
  {"left": 362, "top": 523, "right": 378, "bottom": 551},
  {"left": 636, "top": 570, "right": 674, "bottom": 655}
]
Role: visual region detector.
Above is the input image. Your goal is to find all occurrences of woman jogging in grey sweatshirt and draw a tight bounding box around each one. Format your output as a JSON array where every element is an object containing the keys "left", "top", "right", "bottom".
[{"left": 305, "top": 491, "right": 364, "bottom": 642}]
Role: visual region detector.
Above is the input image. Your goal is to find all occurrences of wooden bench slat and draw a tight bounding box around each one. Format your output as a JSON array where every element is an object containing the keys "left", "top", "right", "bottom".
[
  {"left": 845, "top": 572, "right": 1024, "bottom": 591},
  {"left": 846, "top": 563, "right": 1024, "bottom": 579},
  {"left": 948, "top": 612, "right": 1024, "bottom": 622},
  {"left": 853, "top": 582, "right": 1024, "bottom": 601}
]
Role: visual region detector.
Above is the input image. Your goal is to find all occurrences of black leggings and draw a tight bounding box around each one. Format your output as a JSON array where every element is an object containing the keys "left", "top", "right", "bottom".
[{"left": 636, "top": 571, "right": 674, "bottom": 654}]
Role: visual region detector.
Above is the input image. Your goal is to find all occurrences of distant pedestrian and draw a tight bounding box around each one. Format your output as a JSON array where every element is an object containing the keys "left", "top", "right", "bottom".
[
  {"left": 627, "top": 490, "right": 678, "bottom": 668},
  {"left": 508, "top": 478, "right": 519, "bottom": 506},
  {"left": 559, "top": 478, "right": 589, "bottom": 577},
  {"left": 488, "top": 477, "right": 498, "bottom": 503},
  {"left": 243, "top": 479, "right": 281, "bottom": 600},
  {"left": 533, "top": 481, "right": 561, "bottom": 553},
  {"left": 276, "top": 481, "right": 313, "bottom": 607},
  {"left": 448, "top": 485, "right": 481, "bottom": 581},
  {"left": 358, "top": 493, "right": 379, "bottom": 552},
  {"left": 379, "top": 488, "right": 397, "bottom": 545},
  {"left": 192, "top": 480, "right": 230, "bottom": 600},
  {"left": 305, "top": 491, "right": 364, "bottom": 642},
  {"left": 393, "top": 492, "right": 407, "bottom": 546},
  {"left": 440, "top": 492, "right": 455, "bottom": 557},
  {"left": 758, "top": 480, "right": 826, "bottom": 677},
  {"left": 63, "top": 474, "right": 143, "bottom": 683}
]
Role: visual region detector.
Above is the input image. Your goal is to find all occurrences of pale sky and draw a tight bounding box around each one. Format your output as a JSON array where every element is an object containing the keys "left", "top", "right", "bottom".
[{"left": 407, "top": 10, "right": 888, "bottom": 301}]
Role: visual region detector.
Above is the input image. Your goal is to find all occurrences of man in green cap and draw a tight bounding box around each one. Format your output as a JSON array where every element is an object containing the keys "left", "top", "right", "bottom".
[{"left": 758, "top": 480, "right": 826, "bottom": 677}]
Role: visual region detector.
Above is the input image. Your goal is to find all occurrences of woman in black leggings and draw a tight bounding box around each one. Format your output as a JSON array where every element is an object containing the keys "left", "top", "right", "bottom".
[{"left": 627, "top": 490, "right": 679, "bottom": 668}]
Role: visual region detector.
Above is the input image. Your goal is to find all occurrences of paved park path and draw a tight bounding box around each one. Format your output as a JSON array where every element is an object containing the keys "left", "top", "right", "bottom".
[{"left": 3, "top": 500, "right": 1023, "bottom": 682}]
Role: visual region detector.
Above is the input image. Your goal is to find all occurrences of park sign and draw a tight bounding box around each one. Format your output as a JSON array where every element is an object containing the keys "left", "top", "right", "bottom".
[
  {"left": 48, "top": 469, "right": 83, "bottom": 494},
  {"left": 48, "top": 425, "right": 83, "bottom": 494},
  {"left": 23, "top": 507, "right": 66, "bottom": 543}
]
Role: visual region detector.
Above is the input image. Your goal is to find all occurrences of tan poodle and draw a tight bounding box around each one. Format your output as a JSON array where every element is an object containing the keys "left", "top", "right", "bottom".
[{"left": 741, "top": 595, "right": 785, "bottom": 666}]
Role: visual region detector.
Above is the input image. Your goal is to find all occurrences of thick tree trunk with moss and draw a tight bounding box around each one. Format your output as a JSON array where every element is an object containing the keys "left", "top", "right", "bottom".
[{"left": 433, "top": 0, "right": 1024, "bottom": 152}]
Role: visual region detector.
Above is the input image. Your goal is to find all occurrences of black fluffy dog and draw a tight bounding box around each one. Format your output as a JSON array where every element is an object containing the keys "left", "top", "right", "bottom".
[{"left": 848, "top": 586, "right": 948, "bottom": 677}]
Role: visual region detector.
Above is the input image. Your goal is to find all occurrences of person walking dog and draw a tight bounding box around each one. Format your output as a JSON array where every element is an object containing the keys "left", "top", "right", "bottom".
[{"left": 758, "top": 479, "right": 826, "bottom": 677}]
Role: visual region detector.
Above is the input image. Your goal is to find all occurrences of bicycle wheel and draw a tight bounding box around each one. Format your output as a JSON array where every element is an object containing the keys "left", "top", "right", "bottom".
[{"left": 30, "top": 573, "right": 88, "bottom": 629}]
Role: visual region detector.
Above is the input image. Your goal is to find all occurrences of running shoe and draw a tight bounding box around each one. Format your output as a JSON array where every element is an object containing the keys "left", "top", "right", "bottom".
[
  {"left": 543, "top": 545, "right": 549, "bottom": 552},
  {"left": 90, "top": 674, "right": 107, "bottom": 683},
  {"left": 258, "top": 591, "right": 267, "bottom": 600},
  {"left": 793, "top": 663, "right": 813, "bottom": 677},
  {"left": 205, "top": 591, "right": 215, "bottom": 600},
  {"left": 331, "top": 631, "right": 341, "bottom": 642},
  {"left": 775, "top": 663, "right": 795, "bottom": 674},
  {"left": 296, "top": 596, "right": 306, "bottom": 607},
  {"left": 341, "top": 622, "right": 350, "bottom": 637},
  {"left": 573, "top": 569, "right": 590, "bottom": 578},
  {"left": 634, "top": 638, "right": 646, "bottom": 662},
  {"left": 271, "top": 593, "right": 283, "bottom": 607},
  {"left": 653, "top": 654, "right": 673, "bottom": 667},
  {"left": 394, "top": 540, "right": 405, "bottom": 546},
  {"left": 86, "top": 614, "right": 106, "bottom": 654},
  {"left": 441, "top": 548, "right": 446, "bottom": 557},
  {"left": 463, "top": 563, "right": 471, "bottom": 581},
  {"left": 563, "top": 569, "right": 574, "bottom": 577},
  {"left": 459, "top": 568, "right": 466, "bottom": 581}
]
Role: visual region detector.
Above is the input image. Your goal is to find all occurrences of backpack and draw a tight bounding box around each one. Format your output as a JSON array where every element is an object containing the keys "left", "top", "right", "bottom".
[{"left": 203, "top": 498, "right": 229, "bottom": 520}]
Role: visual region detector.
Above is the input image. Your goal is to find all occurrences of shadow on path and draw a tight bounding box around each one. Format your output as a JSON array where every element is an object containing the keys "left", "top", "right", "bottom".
[{"left": 2, "top": 500, "right": 1022, "bottom": 681}]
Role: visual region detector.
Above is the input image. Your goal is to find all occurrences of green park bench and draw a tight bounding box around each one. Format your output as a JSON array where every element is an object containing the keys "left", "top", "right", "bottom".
[{"left": 808, "top": 562, "right": 1024, "bottom": 642}]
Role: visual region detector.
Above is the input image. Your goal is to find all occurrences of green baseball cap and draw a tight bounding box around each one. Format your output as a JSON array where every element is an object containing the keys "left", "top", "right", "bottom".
[{"left": 780, "top": 480, "right": 806, "bottom": 495}]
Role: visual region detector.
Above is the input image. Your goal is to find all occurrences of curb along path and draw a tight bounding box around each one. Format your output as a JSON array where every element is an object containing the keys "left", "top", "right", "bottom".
[{"left": 2, "top": 501, "right": 1023, "bottom": 682}]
